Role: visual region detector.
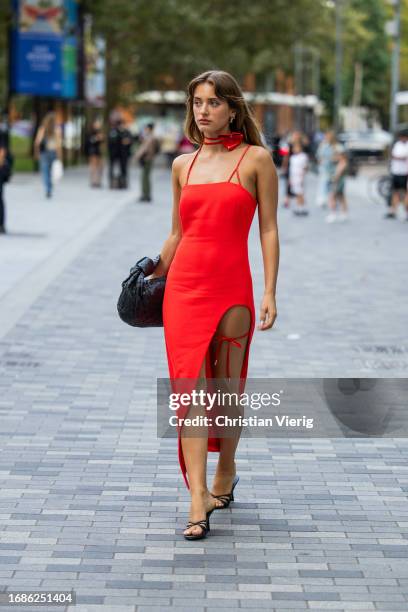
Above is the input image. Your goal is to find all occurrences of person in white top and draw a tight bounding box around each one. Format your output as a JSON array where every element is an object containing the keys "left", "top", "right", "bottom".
[
  {"left": 386, "top": 131, "right": 408, "bottom": 219},
  {"left": 288, "top": 141, "right": 309, "bottom": 216}
]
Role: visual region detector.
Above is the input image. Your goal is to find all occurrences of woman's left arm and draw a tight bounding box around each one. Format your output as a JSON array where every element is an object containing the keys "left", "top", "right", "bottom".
[
  {"left": 33, "top": 125, "right": 44, "bottom": 160},
  {"left": 255, "top": 147, "right": 279, "bottom": 331}
]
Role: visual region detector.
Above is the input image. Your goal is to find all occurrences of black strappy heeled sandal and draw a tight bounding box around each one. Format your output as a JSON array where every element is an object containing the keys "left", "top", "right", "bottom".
[
  {"left": 211, "top": 475, "right": 239, "bottom": 509},
  {"left": 183, "top": 508, "right": 214, "bottom": 541}
]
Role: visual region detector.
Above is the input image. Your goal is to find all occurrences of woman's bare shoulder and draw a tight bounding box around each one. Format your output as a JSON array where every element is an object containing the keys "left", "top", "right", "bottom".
[
  {"left": 172, "top": 152, "right": 196, "bottom": 169},
  {"left": 172, "top": 152, "right": 196, "bottom": 180},
  {"left": 248, "top": 144, "right": 272, "bottom": 162},
  {"left": 245, "top": 144, "right": 275, "bottom": 175}
]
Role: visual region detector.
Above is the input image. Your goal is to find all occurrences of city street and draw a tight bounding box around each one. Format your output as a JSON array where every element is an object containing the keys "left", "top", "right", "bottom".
[{"left": 0, "top": 162, "right": 408, "bottom": 611}]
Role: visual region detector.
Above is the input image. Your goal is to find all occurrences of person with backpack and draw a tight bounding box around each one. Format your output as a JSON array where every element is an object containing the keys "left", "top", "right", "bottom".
[
  {"left": 0, "top": 145, "right": 11, "bottom": 234},
  {"left": 134, "top": 123, "right": 160, "bottom": 202}
]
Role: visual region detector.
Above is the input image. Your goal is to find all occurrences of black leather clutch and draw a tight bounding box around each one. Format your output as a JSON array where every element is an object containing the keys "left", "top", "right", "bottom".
[{"left": 117, "top": 254, "right": 166, "bottom": 327}]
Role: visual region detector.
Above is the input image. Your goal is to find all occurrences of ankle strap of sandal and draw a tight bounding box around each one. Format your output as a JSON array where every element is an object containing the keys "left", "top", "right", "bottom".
[
  {"left": 186, "top": 519, "right": 207, "bottom": 528},
  {"left": 215, "top": 494, "right": 231, "bottom": 502}
]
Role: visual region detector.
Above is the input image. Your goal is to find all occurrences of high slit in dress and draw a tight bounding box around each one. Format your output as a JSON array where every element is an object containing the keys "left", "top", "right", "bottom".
[{"left": 162, "top": 143, "right": 257, "bottom": 489}]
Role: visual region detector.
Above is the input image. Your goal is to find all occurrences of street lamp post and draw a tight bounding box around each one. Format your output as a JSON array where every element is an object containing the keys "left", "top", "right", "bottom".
[
  {"left": 334, "top": 0, "right": 343, "bottom": 133},
  {"left": 294, "top": 42, "right": 303, "bottom": 129},
  {"left": 388, "top": 0, "right": 401, "bottom": 135}
]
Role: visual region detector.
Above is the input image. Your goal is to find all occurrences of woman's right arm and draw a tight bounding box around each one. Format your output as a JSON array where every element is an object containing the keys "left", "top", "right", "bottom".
[{"left": 146, "top": 154, "right": 186, "bottom": 279}]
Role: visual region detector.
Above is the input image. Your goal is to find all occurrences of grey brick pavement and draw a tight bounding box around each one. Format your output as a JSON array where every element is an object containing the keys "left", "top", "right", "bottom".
[{"left": 0, "top": 164, "right": 407, "bottom": 611}]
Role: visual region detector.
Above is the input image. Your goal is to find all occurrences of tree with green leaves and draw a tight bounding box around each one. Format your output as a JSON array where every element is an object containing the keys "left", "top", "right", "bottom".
[
  {"left": 0, "top": 0, "right": 405, "bottom": 129},
  {"left": 85, "top": 0, "right": 331, "bottom": 109},
  {"left": 343, "top": 0, "right": 390, "bottom": 124}
]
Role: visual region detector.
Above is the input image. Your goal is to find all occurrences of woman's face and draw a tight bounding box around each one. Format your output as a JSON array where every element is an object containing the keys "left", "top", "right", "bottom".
[{"left": 192, "top": 81, "right": 232, "bottom": 135}]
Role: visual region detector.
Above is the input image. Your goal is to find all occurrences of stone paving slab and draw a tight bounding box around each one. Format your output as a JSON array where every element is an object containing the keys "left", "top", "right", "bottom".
[
  {"left": 0, "top": 164, "right": 407, "bottom": 611},
  {"left": 0, "top": 166, "right": 140, "bottom": 340}
]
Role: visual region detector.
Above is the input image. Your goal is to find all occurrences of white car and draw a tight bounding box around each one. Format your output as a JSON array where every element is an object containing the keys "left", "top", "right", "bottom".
[{"left": 338, "top": 130, "right": 392, "bottom": 160}]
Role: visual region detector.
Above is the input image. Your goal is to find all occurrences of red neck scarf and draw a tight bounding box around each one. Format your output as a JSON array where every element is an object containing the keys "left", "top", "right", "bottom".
[{"left": 203, "top": 131, "right": 244, "bottom": 151}]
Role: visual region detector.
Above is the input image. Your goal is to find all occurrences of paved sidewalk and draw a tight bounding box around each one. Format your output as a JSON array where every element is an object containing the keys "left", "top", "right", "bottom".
[
  {"left": 0, "top": 166, "right": 137, "bottom": 339},
  {"left": 0, "top": 163, "right": 407, "bottom": 611}
]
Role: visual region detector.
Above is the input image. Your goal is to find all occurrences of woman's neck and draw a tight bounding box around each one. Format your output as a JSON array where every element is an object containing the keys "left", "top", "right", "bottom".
[{"left": 201, "top": 128, "right": 235, "bottom": 153}]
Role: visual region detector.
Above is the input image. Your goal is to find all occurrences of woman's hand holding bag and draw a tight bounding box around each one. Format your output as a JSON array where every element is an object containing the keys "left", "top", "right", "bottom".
[{"left": 117, "top": 254, "right": 166, "bottom": 327}]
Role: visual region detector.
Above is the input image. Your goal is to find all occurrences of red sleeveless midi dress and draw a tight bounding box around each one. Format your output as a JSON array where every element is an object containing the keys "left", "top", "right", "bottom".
[{"left": 162, "top": 143, "right": 257, "bottom": 489}]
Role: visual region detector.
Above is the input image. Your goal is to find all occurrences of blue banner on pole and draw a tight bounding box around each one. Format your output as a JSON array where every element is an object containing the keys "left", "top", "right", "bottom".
[{"left": 10, "top": 0, "right": 79, "bottom": 99}]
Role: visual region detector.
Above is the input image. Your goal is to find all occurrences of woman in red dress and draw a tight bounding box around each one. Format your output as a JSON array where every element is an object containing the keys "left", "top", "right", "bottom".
[{"left": 148, "top": 70, "right": 279, "bottom": 539}]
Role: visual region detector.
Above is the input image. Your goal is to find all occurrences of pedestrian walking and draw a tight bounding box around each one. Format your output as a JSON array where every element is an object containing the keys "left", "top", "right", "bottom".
[
  {"left": 0, "top": 110, "right": 10, "bottom": 151},
  {"left": 134, "top": 123, "right": 160, "bottom": 202},
  {"left": 108, "top": 118, "right": 133, "bottom": 189},
  {"left": 0, "top": 145, "right": 11, "bottom": 234},
  {"left": 161, "top": 127, "right": 179, "bottom": 167},
  {"left": 145, "top": 69, "right": 279, "bottom": 540},
  {"left": 271, "top": 132, "right": 284, "bottom": 168},
  {"left": 281, "top": 130, "right": 308, "bottom": 209},
  {"left": 316, "top": 130, "right": 336, "bottom": 208},
  {"left": 280, "top": 132, "right": 292, "bottom": 208},
  {"left": 108, "top": 120, "right": 120, "bottom": 188},
  {"left": 34, "top": 112, "right": 63, "bottom": 198},
  {"left": 0, "top": 111, "right": 14, "bottom": 234},
  {"left": 325, "top": 142, "right": 349, "bottom": 223},
  {"left": 385, "top": 130, "right": 408, "bottom": 220},
  {"left": 289, "top": 141, "right": 309, "bottom": 215},
  {"left": 85, "top": 119, "right": 104, "bottom": 187}
]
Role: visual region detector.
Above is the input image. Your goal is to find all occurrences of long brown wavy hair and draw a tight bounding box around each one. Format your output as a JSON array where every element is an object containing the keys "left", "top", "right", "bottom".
[
  {"left": 41, "top": 112, "right": 57, "bottom": 139},
  {"left": 184, "top": 70, "right": 264, "bottom": 148}
]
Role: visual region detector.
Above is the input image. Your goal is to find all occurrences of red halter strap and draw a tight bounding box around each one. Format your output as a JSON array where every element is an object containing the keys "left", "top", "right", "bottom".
[
  {"left": 227, "top": 144, "right": 251, "bottom": 186},
  {"left": 184, "top": 145, "right": 203, "bottom": 186},
  {"left": 184, "top": 143, "right": 251, "bottom": 187}
]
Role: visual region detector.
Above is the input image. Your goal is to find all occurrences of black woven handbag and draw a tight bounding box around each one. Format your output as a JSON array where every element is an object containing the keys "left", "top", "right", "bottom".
[{"left": 117, "top": 254, "right": 166, "bottom": 327}]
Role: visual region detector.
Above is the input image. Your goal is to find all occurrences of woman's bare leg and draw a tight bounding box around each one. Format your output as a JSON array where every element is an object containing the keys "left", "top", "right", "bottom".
[
  {"left": 328, "top": 190, "right": 337, "bottom": 212},
  {"left": 209, "top": 305, "right": 251, "bottom": 497},
  {"left": 338, "top": 193, "right": 347, "bottom": 213},
  {"left": 182, "top": 305, "right": 251, "bottom": 533},
  {"left": 89, "top": 156, "right": 97, "bottom": 186},
  {"left": 181, "top": 358, "right": 223, "bottom": 537},
  {"left": 96, "top": 157, "right": 103, "bottom": 186}
]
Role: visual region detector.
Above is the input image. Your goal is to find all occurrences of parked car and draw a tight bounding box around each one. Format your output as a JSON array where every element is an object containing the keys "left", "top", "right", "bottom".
[{"left": 337, "top": 130, "right": 392, "bottom": 161}]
